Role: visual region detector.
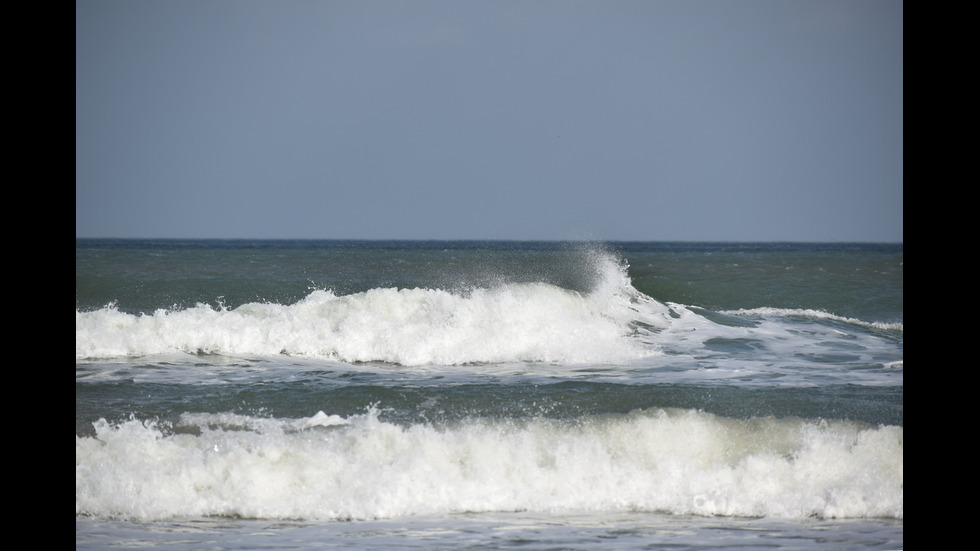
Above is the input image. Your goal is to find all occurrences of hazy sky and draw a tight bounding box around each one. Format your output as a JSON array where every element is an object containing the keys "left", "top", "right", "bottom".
[{"left": 76, "top": 0, "right": 903, "bottom": 242}]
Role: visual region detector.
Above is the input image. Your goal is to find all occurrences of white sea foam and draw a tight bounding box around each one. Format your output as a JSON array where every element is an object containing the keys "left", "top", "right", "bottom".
[
  {"left": 75, "top": 250, "right": 901, "bottom": 381},
  {"left": 75, "top": 254, "right": 671, "bottom": 365},
  {"left": 75, "top": 408, "right": 903, "bottom": 522},
  {"left": 720, "top": 307, "right": 904, "bottom": 332}
]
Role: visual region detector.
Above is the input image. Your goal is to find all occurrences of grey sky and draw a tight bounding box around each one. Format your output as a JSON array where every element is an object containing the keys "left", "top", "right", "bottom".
[{"left": 76, "top": 0, "right": 903, "bottom": 242}]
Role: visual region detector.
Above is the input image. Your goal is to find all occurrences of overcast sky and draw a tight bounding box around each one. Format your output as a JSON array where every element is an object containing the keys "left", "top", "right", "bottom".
[{"left": 76, "top": 0, "right": 903, "bottom": 242}]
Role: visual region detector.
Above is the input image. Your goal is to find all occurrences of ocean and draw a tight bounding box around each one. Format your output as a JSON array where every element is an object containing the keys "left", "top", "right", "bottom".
[{"left": 76, "top": 239, "right": 903, "bottom": 550}]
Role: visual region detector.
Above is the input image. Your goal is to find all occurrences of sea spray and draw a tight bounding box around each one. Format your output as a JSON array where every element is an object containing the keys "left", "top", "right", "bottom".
[
  {"left": 76, "top": 248, "right": 671, "bottom": 364},
  {"left": 76, "top": 407, "right": 902, "bottom": 521}
]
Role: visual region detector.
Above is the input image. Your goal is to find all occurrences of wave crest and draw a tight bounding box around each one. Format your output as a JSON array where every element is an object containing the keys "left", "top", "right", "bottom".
[{"left": 75, "top": 252, "right": 670, "bottom": 365}]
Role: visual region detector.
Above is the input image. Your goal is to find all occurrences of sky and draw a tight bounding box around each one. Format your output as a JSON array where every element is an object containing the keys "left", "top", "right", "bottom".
[{"left": 76, "top": 0, "right": 903, "bottom": 242}]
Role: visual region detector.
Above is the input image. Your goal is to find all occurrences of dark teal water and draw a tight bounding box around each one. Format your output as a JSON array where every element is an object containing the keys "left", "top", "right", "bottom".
[{"left": 76, "top": 240, "right": 903, "bottom": 549}]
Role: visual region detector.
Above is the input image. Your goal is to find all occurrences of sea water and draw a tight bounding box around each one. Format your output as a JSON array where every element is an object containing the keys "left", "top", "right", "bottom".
[{"left": 76, "top": 240, "right": 903, "bottom": 550}]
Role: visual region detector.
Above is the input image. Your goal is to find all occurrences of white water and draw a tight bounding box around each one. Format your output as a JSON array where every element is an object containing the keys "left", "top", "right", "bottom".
[
  {"left": 75, "top": 252, "right": 902, "bottom": 379},
  {"left": 76, "top": 407, "right": 902, "bottom": 522},
  {"left": 75, "top": 254, "right": 671, "bottom": 365}
]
